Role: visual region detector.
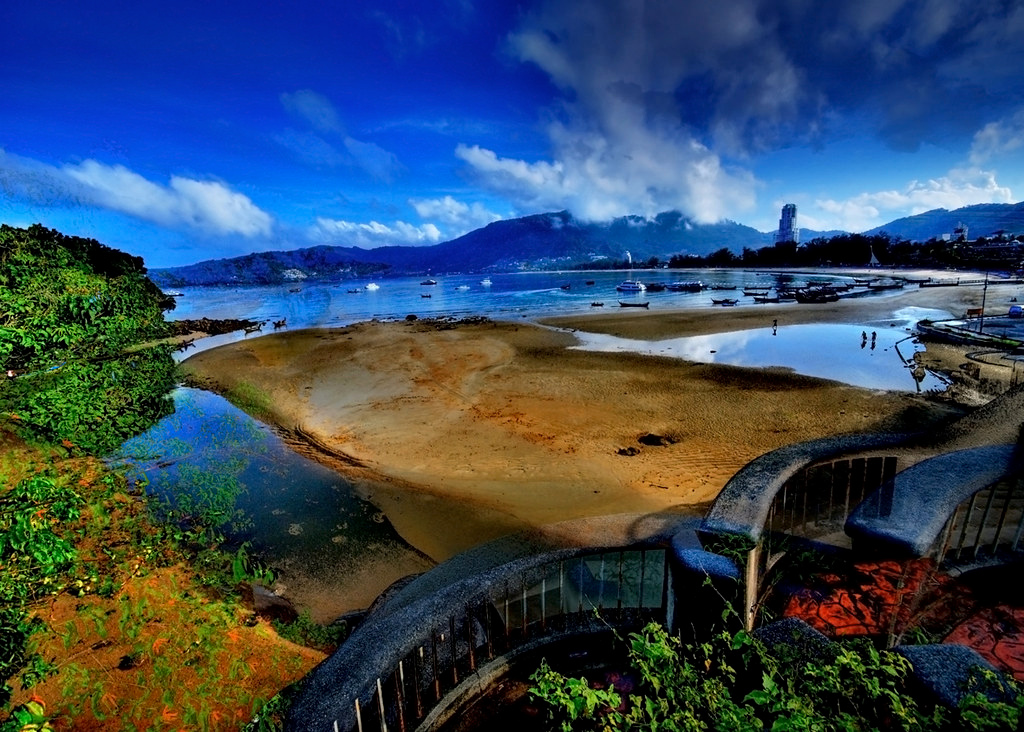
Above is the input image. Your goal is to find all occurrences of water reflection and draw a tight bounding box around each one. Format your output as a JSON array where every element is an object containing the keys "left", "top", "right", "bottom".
[
  {"left": 571, "top": 322, "right": 947, "bottom": 392},
  {"left": 109, "top": 388, "right": 433, "bottom": 621}
]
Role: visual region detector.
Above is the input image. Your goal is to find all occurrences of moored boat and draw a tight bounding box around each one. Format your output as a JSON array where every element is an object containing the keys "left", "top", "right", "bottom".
[
  {"left": 618, "top": 300, "right": 650, "bottom": 308},
  {"left": 616, "top": 280, "right": 646, "bottom": 292},
  {"left": 665, "top": 281, "right": 703, "bottom": 292}
]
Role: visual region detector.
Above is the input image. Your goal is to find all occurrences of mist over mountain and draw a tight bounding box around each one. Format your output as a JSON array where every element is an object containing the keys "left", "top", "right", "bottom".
[{"left": 149, "top": 203, "right": 1024, "bottom": 287}]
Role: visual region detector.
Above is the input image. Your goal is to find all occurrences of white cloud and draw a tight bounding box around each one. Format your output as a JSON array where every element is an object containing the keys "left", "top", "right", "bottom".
[
  {"left": 409, "top": 195, "right": 502, "bottom": 232},
  {"left": 0, "top": 151, "right": 273, "bottom": 237},
  {"left": 64, "top": 160, "right": 273, "bottom": 237},
  {"left": 280, "top": 89, "right": 343, "bottom": 134},
  {"left": 812, "top": 168, "right": 1013, "bottom": 232},
  {"left": 278, "top": 89, "right": 403, "bottom": 181},
  {"left": 311, "top": 217, "right": 442, "bottom": 248},
  {"left": 342, "top": 136, "right": 403, "bottom": 183},
  {"left": 454, "top": 0, "right": 767, "bottom": 224},
  {"left": 969, "top": 108, "right": 1024, "bottom": 166}
]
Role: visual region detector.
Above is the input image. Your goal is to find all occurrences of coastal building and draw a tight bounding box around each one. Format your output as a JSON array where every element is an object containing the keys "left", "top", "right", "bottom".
[
  {"left": 953, "top": 221, "right": 969, "bottom": 242},
  {"left": 775, "top": 203, "right": 799, "bottom": 245}
]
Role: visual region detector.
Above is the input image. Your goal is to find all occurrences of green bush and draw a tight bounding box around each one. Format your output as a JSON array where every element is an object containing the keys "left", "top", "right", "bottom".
[{"left": 530, "top": 621, "right": 1023, "bottom": 731}]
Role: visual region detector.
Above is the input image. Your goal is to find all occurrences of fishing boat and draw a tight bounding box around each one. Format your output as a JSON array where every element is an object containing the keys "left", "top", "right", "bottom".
[
  {"left": 421, "top": 279, "right": 438, "bottom": 285},
  {"left": 590, "top": 301, "right": 604, "bottom": 307},
  {"left": 616, "top": 250, "right": 645, "bottom": 292},
  {"left": 618, "top": 301, "right": 650, "bottom": 308},
  {"left": 867, "top": 279, "right": 904, "bottom": 290},
  {"left": 665, "top": 281, "right": 703, "bottom": 292},
  {"left": 455, "top": 285, "right": 470, "bottom": 291},
  {"left": 421, "top": 294, "right": 432, "bottom": 298},
  {"left": 742, "top": 287, "right": 771, "bottom": 296},
  {"left": 711, "top": 298, "right": 738, "bottom": 306},
  {"left": 480, "top": 278, "right": 492, "bottom": 286},
  {"left": 795, "top": 289, "right": 839, "bottom": 303}
]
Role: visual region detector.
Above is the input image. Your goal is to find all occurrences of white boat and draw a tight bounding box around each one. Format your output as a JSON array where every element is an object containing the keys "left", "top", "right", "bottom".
[
  {"left": 616, "top": 280, "right": 646, "bottom": 292},
  {"left": 456, "top": 284, "right": 471, "bottom": 291},
  {"left": 480, "top": 278, "right": 492, "bottom": 286},
  {"left": 365, "top": 282, "right": 380, "bottom": 291},
  {"left": 616, "top": 250, "right": 645, "bottom": 292}
]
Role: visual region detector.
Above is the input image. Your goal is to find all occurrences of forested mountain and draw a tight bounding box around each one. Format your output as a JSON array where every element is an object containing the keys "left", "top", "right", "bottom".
[{"left": 148, "top": 203, "right": 1024, "bottom": 286}]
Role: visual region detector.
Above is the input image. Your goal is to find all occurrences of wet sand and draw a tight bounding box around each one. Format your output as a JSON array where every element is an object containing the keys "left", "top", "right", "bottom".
[{"left": 179, "top": 285, "right": 996, "bottom": 566}]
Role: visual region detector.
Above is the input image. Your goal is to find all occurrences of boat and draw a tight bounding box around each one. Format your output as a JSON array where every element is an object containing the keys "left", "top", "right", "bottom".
[
  {"left": 795, "top": 289, "right": 839, "bottom": 303},
  {"left": 289, "top": 287, "right": 301, "bottom": 293},
  {"left": 867, "top": 279, "right": 904, "bottom": 290},
  {"left": 365, "top": 283, "right": 380, "bottom": 291},
  {"left": 421, "top": 279, "right": 437, "bottom": 285},
  {"left": 616, "top": 280, "right": 645, "bottom": 292},
  {"left": 590, "top": 301, "right": 604, "bottom": 307},
  {"left": 753, "top": 295, "right": 780, "bottom": 303},
  {"left": 742, "top": 287, "right": 771, "bottom": 296},
  {"left": 616, "top": 250, "right": 645, "bottom": 292},
  {"left": 644, "top": 283, "right": 666, "bottom": 292},
  {"left": 560, "top": 283, "right": 571, "bottom": 290},
  {"left": 455, "top": 285, "right": 470, "bottom": 291},
  {"left": 618, "top": 301, "right": 650, "bottom": 308},
  {"left": 421, "top": 294, "right": 432, "bottom": 298},
  {"left": 480, "top": 278, "right": 492, "bottom": 286},
  {"left": 585, "top": 280, "right": 595, "bottom": 286},
  {"left": 163, "top": 290, "right": 184, "bottom": 297},
  {"left": 665, "top": 281, "right": 703, "bottom": 292},
  {"left": 711, "top": 298, "right": 738, "bottom": 306},
  {"left": 273, "top": 318, "right": 287, "bottom": 329},
  {"left": 347, "top": 288, "right": 361, "bottom": 293}
]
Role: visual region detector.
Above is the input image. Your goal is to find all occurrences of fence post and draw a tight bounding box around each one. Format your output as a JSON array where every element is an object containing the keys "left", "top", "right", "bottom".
[{"left": 744, "top": 544, "right": 761, "bottom": 631}]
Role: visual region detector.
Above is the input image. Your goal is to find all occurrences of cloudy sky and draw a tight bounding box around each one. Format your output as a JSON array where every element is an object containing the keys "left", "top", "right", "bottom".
[{"left": 2, "top": 0, "right": 1023, "bottom": 267}]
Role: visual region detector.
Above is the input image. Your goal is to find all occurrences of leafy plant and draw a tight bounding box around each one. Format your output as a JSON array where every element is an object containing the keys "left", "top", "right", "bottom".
[
  {"left": 529, "top": 621, "right": 1022, "bottom": 731},
  {"left": 271, "top": 611, "right": 347, "bottom": 653}
]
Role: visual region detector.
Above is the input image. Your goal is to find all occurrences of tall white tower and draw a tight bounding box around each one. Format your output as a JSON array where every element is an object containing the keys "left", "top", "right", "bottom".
[{"left": 776, "top": 203, "right": 799, "bottom": 244}]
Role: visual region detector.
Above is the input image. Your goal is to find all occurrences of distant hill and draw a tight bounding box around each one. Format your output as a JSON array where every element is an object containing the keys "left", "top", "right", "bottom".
[
  {"left": 149, "top": 211, "right": 774, "bottom": 286},
  {"left": 148, "top": 202, "right": 1024, "bottom": 286},
  {"left": 862, "top": 202, "right": 1024, "bottom": 241}
]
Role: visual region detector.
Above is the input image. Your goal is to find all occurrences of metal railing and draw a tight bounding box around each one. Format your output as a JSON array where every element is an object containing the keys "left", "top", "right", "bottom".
[
  {"left": 290, "top": 547, "right": 669, "bottom": 732},
  {"left": 765, "top": 455, "right": 899, "bottom": 544},
  {"left": 936, "top": 472, "right": 1024, "bottom": 566}
]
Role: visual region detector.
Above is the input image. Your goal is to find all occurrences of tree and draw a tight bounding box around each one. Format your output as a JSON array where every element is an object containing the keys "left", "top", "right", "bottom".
[{"left": 0, "top": 225, "right": 177, "bottom": 453}]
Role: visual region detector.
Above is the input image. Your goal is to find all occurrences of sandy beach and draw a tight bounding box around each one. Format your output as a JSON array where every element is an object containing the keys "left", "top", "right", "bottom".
[{"left": 179, "top": 281, "right": 1013, "bottom": 570}]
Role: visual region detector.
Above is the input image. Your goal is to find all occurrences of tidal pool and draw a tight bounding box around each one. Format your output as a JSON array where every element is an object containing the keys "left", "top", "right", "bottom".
[
  {"left": 110, "top": 387, "right": 433, "bottom": 622},
  {"left": 570, "top": 312, "right": 951, "bottom": 392}
]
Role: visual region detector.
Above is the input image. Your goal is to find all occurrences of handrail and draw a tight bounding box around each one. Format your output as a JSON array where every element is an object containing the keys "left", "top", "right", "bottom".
[
  {"left": 286, "top": 540, "right": 672, "bottom": 732},
  {"left": 699, "top": 432, "right": 915, "bottom": 544}
]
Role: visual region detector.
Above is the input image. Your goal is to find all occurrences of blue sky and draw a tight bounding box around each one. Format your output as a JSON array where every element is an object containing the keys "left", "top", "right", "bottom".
[{"left": 2, "top": 0, "right": 1023, "bottom": 268}]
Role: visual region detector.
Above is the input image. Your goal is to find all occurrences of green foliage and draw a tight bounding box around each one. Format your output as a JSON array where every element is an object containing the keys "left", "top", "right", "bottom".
[
  {"left": 0, "top": 476, "right": 84, "bottom": 706},
  {"left": 530, "top": 622, "right": 1023, "bottom": 731},
  {"left": 271, "top": 611, "right": 347, "bottom": 653},
  {"left": 0, "top": 224, "right": 176, "bottom": 453}
]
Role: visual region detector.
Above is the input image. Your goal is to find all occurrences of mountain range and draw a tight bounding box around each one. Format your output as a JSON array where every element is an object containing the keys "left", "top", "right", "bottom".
[{"left": 149, "top": 202, "right": 1024, "bottom": 287}]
